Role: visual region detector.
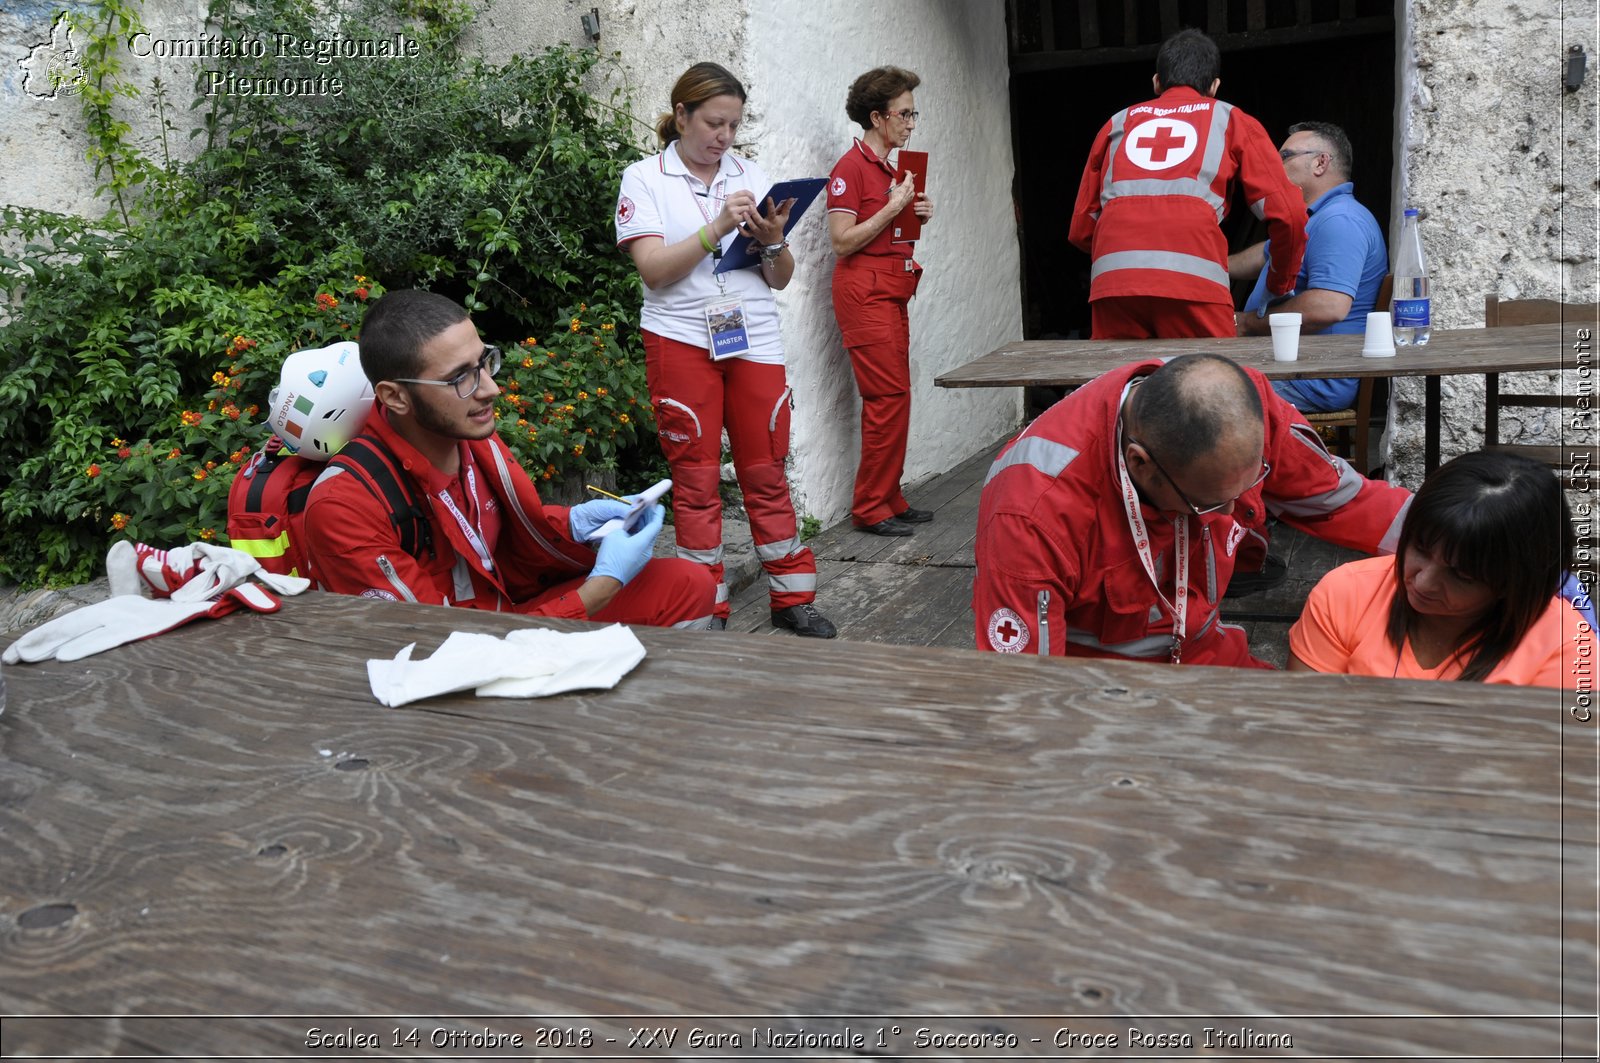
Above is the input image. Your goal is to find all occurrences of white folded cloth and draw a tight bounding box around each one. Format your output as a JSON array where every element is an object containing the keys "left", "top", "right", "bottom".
[{"left": 367, "top": 624, "right": 646, "bottom": 707}]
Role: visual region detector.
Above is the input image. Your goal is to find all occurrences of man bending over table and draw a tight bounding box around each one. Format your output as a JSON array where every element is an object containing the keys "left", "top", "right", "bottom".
[
  {"left": 973, "top": 353, "right": 1412, "bottom": 667},
  {"left": 303, "top": 290, "right": 716, "bottom": 628}
]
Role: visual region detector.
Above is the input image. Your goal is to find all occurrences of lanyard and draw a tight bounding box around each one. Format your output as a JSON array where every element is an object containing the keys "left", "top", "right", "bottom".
[
  {"left": 436, "top": 460, "right": 493, "bottom": 573},
  {"left": 1115, "top": 404, "right": 1188, "bottom": 664},
  {"left": 683, "top": 173, "right": 730, "bottom": 294}
]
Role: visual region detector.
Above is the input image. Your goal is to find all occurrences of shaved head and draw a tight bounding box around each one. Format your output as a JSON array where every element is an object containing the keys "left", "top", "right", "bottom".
[{"left": 1129, "top": 354, "right": 1264, "bottom": 476}]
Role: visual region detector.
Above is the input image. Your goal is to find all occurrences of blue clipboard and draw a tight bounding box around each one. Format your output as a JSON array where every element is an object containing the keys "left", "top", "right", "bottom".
[{"left": 712, "top": 177, "right": 828, "bottom": 274}]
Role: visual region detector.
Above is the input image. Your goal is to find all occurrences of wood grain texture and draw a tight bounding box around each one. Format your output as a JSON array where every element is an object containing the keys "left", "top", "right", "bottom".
[
  {"left": 936, "top": 322, "right": 1575, "bottom": 389},
  {"left": 1, "top": 591, "right": 1593, "bottom": 1059}
]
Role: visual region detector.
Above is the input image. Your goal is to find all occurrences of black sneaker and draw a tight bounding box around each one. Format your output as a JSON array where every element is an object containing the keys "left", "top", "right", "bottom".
[
  {"left": 895, "top": 507, "right": 934, "bottom": 523},
  {"left": 1223, "top": 554, "right": 1289, "bottom": 598},
  {"left": 856, "top": 516, "right": 913, "bottom": 536},
  {"left": 771, "top": 603, "right": 837, "bottom": 638}
]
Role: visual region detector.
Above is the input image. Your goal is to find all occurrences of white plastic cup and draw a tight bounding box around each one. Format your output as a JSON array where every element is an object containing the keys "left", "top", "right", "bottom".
[
  {"left": 1362, "top": 311, "right": 1397, "bottom": 357},
  {"left": 1269, "top": 313, "right": 1302, "bottom": 362}
]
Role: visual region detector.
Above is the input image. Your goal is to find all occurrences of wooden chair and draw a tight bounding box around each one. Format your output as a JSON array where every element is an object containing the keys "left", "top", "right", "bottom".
[
  {"left": 1483, "top": 295, "right": 1599, "bottom": 482},
  {"left": 1300, "top": 274, "right": 1393, "bottom": 476}
]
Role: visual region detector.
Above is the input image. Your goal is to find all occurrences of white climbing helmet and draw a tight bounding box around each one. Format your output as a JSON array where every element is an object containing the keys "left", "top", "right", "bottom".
[{"left": 266, "top": 341, "right": 374, "bottom": 460}]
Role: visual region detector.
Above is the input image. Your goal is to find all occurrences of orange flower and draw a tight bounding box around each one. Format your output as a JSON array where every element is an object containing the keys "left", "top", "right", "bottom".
[
  {"left": 543, "top": 392, "right": 555, "bottom": 403},
  {"left": 246, "top": 405, "right": 259, "bottom": 417},
  {"left": 573, "top": 444, "right": 584, "bottom": 456},
  {"left": 180, "top": 410, "right": 203, "bottom": 427},
  {"left": 204, "top": 460, "right": 217, "bottom": 471},
  {"left": 86, "top": 463, "right": 101, "bottom": 478},
  {"left": 167, "top": 447, "right": 182, "bottom": 460},
  {"left": 600, "top": 322, "right": 614, "bottom": 331},
  {"left": 578, "top": 302, "right": 587, "bottom": 311},
  {"left": 353, "top": 286, "right": 370, "bottom": 301},
  {"left": 111, "top": 437, "right": 125, "bottom": 447},
  {"left": 596, "top": 387, "right": 608, "bottom": 397},
  {"left": 577, "top": 391, "right": 589, "bottom": 401},
  {"left": 542, "top": 470, "right": 553, "bottom": 481},
  {"left": 110, "top": 513, "right": 129, "bottom": 531},
  {"left": 619, "top": 413, "right": 630, "bottom": 424},
  {"left": 193, "top": 468, "right": 208, "bottom": 481},
  {"left": 199, "top": 528, "right": 215, "bottom": 541},
  {"left": 212, "top": 371, "right": 228, "bottom": 387},
  {"left": 523, "top": 337, "right": 538, "bottom": 347},
  {"left": 222, "top": 404, "right": 241, "bottom": 421},
  {"left": 207, "top": 400, "right": 217, "bottom": 412},
  {"left": 315, "top": 293, "right": 339, "bottom": 311},
  {"left": 521, "top": 357, "right": 534, "bottom": 369},
  {"left": 569, "top": 320, "right": 581, "bottom": 332}
]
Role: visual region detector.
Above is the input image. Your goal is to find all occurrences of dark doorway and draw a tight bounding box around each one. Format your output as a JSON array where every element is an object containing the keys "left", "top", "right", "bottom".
[{"left": 1007, "top": 1, "right": 1396, "bottom": 341}]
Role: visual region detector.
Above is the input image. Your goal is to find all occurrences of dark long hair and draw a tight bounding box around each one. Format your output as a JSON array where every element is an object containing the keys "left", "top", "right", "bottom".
[
  {"left": 656, "top": 62, "right": 746, "bottom": 147},
  {"left": 1386, "top": 451, "right": 1573, "bottom": 681}
]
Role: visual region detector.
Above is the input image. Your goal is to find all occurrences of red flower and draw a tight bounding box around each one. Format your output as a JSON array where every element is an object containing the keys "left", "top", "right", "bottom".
[
  {"left": 315, "top": 293, "right": 339, "bottom": 311},
  {"left": 111, "top": 513, "right": 130, "bottom": 531},
  {"left": 180, "top": 410, "right": 203, "bottom": 427},
  {"left": 117, "top": 446, "right": 132, "bottom": 459},
  {"left": 86, "top": 463, "right": 101, "bottom": 478},
  {"left": 354, "top": 287, "right": 370, "bottom": 301}
]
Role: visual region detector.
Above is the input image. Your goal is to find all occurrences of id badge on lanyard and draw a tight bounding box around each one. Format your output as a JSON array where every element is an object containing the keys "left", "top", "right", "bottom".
[
  {"left": 1116, "top": 403, "right": 1188, "bottom": 664},
  {"left": 685, "top": 172, "right": 752, "bottom": 360}
]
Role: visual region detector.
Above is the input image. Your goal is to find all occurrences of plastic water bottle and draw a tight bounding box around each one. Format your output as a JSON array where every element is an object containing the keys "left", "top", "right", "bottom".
[{"left": 1391, "top": 207, "right": 1430, "bottom": 346}]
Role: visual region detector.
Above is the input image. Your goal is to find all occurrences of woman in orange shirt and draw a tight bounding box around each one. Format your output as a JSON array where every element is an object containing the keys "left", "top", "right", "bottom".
[{"left": 1289, "top": 451, "right": 1588, "bottom": 687}]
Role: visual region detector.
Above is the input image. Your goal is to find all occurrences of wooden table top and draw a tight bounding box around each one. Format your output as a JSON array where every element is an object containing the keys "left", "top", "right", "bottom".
[
  {"left": 1, "top": 592, "right": 1593, "bottom": 1057},
  {"left": 936, "top": 321, "right": 1573, "bottom": 388}
]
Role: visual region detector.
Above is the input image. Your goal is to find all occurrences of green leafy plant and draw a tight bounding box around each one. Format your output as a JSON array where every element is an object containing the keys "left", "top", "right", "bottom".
[
  {"left": 495, "top": 299, "right": 654, "bottom": 488},
  {"left": 0, "top": 0, "right": 653, "bottom": 586}
]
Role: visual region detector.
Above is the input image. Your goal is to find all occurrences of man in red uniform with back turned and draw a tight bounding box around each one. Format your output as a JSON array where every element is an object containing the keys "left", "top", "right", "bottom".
[{"left": 1070, "top": 28, "right": 1307, "bottom": 339}]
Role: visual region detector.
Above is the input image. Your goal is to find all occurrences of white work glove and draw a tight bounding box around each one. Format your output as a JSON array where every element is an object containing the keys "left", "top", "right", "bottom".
[
  {"left": 107, "top": 540, "right": 310, "bottom": 601},
  {"left": 567, "top": 498, "right": 632, "bottom": 543},
  {"left": 2, "top": 585, "right": 280, "bottom": 665},
  {"left": 590, "top": 504, "right": 664, "bottom": 586}
]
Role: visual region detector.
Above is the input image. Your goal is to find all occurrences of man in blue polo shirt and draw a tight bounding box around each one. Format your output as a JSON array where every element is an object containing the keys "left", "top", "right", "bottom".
[{"left": 1229, "top": 121, "right": 1387, "bottom": 412}]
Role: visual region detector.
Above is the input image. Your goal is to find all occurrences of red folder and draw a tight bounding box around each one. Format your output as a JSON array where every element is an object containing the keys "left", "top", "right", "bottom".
[{"left": 890, "top": 150, "right": 928, "bottom": 245}]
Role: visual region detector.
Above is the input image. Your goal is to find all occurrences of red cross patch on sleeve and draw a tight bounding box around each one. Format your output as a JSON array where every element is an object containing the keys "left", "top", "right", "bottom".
[{"left": 986, "top": 607, "right": 1031, "bottom": 653}]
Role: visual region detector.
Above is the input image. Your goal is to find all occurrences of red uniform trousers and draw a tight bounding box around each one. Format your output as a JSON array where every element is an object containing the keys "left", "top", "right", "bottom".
[
  {"left": 1091, "top": 296, "right": 1235, "bottom": 340},
  {"left": 832, "top": 256, "right": 920, "bottom": 525},
  {"left": 643, "top": 331, "right": 817, "bottom": 619}
]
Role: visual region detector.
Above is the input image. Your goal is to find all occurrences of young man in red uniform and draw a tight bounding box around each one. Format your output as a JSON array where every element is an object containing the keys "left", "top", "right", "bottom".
[
  {"left": 1069, "top": 28, "right": 1307, "bottom": 339},
  {"left": 303, "top": 290, "right": 716, "bottom": 627},
  {"left": 973, "top": 353, "right": 1412, "bottom": 667}
]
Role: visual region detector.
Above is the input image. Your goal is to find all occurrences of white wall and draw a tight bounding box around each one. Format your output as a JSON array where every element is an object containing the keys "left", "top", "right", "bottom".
[{"left": 744, "top": 0, "right": 1023, "bottom": 522}]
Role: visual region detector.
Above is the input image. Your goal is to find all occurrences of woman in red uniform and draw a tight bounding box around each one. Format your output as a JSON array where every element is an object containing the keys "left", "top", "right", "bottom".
[{"left": 827, "top": 66, "right": 935, "bottom": 536}]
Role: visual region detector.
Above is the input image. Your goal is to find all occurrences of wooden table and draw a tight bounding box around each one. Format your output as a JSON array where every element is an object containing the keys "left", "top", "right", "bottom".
[
  {"left": 936, "top": 322, "right": 1574, "bottom": 473},
  {"left": 1, "top": 593, "right": 1594, "bottom": 1058}
]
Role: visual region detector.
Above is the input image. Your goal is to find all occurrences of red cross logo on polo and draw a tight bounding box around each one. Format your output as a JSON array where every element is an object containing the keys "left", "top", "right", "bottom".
[
  {"left": 830, "top": 176, "right": 846, "bottom": 197},
  {"left": 616, "top": 195, "right": 635, "bottom": 223},
  {"left": 1124, "top": 118, "right": 1196, "bottom": 171},
  {"left": 986, "top": 607, "right": 1030, "bottom": 653}
]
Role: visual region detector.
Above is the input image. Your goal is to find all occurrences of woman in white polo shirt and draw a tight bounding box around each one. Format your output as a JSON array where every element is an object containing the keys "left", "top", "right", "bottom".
[{"left": 615, "top": 62, "right": 835, "bottom": 638}]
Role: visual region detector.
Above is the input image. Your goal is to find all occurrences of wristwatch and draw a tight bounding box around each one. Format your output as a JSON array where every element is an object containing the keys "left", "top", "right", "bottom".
[{"left": 760, "top": 241, "right": 788, "bottom": 265}]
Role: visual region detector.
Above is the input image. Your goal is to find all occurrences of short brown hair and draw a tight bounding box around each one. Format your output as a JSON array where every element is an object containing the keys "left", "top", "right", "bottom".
[
  {"left": 845, "top": 66, "right": 921, "bottom": 130},
  {"left": 656, "top": 62, "right": 747, "bottom": 147}
]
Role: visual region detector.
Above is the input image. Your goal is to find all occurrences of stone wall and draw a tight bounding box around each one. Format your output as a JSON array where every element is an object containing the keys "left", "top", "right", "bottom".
[{"left": 1388, "top": 0, "right": 1599, "bottom": 482}]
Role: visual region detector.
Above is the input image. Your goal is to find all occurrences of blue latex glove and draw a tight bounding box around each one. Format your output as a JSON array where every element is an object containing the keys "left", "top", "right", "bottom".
[
  {"left": 590, "top": 503, "right": 663, "bottom": 586},
  {"left": 568, "top": 497, "right": 632, "bottom": 542},
  {"left": 1561, "top": 571, "right": 1597, "bottom": 630}
]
